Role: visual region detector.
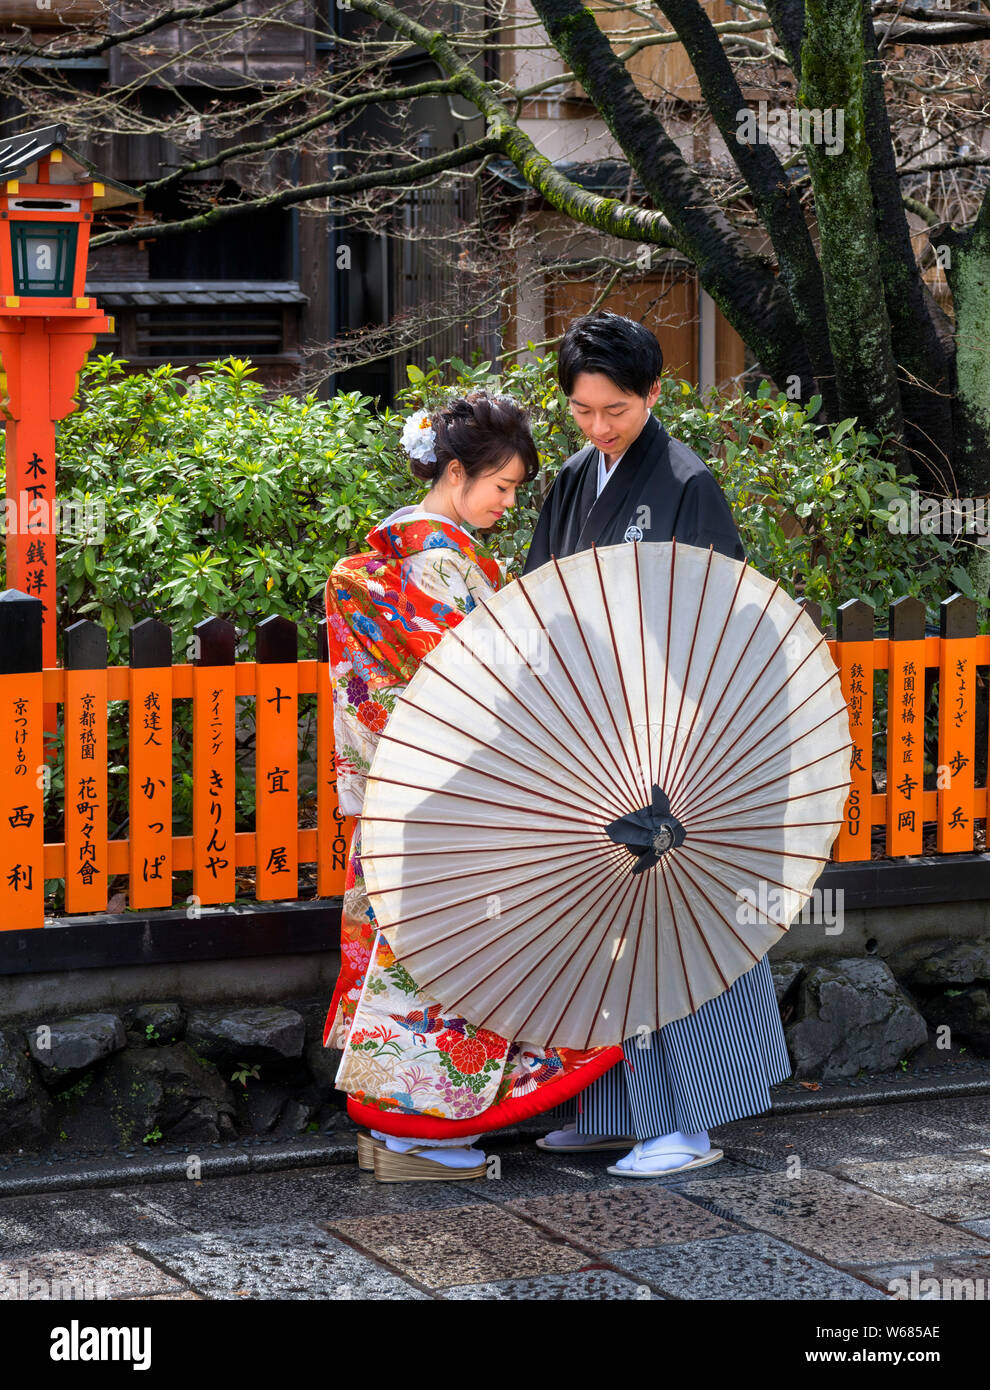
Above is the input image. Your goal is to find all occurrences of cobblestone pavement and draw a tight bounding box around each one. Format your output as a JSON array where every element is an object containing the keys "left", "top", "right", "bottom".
[{"left": 2, "top": 1093, "right": 990, "bottom": 1302}]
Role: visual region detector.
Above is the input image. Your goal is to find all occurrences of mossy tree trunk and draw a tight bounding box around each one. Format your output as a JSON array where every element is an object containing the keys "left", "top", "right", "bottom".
[
  {"left": 797, "top": 0, "right": 904, "bottom": 458},
  {"left": 352, "top": 0, "right": 989, "bottom": 496}
]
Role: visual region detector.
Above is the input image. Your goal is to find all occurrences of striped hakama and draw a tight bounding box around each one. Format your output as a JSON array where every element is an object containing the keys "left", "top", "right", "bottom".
[
  {"left": 528, "top": 412, "right": 793, "bottom": 1144},
  {"left": 549, "top": 954, "right": 791, "bottom": 1139}
]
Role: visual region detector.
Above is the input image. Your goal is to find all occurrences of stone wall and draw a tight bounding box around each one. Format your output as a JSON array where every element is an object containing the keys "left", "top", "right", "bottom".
[
  {"left": 3, "top": 935, "right": 990, "bottom": 1153},
  {"left": 0, "top": 996, "right": 343, "bottom": 1155}
]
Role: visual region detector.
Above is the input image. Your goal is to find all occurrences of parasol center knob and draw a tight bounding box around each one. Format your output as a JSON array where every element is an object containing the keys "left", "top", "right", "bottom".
[{"left": 652, "top": 824, "right": 674, "bottom": 856}]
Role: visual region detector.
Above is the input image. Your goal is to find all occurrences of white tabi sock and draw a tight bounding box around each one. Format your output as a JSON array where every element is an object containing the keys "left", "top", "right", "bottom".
[
  {"left": 371, "top": 1129, "right": 485, "bottom": 1168},
  {"left": 614, "top": 1129, "right": 710, "bottom": 1171}
]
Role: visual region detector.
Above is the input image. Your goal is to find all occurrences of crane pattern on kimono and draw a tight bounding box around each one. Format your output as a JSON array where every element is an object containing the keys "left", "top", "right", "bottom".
[
  {"left": 387, "top": 1003, "right": 449, "bottom": 1043},
  {"left": 367, "top": 579, "right": 445, "bottom": 635},
  {"left": 516, "top": 1050, "right": 565, "bottom": 1088}
]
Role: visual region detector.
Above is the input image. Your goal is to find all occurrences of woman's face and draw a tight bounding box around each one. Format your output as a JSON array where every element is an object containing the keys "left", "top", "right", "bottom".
[{"left": 438, "top": 453, "right": 529, "bottom": 530}]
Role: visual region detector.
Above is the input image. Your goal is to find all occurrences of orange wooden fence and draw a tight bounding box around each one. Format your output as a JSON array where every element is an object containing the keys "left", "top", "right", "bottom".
[
  {"left": 830, "top": 593, "right": 986, "bottom": 862},
  {"left": 0, "top": 594, "right": 354, "bottom": 930},
  {"left": 0, "top": 589, "right": 986, "bottom": 928}
]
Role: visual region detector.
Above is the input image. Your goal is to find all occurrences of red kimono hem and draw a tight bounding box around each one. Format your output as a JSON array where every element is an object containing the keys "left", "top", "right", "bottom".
[
  {"left": 345, "top": 1044, "right": 624, "bottom": 1139},
  {"left": 322, "top": 983, "right": 346, "bottom": 1048}
]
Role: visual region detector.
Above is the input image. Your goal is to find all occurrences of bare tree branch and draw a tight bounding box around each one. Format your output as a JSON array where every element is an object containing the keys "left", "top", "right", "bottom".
[{"left": 0, "top": 0, "right": 250, "bottom": 60}]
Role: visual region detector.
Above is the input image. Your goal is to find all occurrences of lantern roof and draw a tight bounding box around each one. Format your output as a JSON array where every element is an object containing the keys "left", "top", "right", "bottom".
[{"left": 0, "top": 124, "right": 139, "bottom": 210}]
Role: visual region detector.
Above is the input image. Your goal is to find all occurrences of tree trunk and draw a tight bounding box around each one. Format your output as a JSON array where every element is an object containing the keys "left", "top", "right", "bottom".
[{"left": 799, "top": 0, "right": 905, "bottom": 457}]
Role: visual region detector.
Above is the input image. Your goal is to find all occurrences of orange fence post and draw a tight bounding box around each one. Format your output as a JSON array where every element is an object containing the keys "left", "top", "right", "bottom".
[
  {"left": 128, "top": 618, "right": 173, "bottom": 909},
  {"left": 255, "top": 615, "right": 298, "bottom": 901},
  {"left": 936, "top": 594, "right": 978, "bottom": 853},
  {"left": 885, "top": 597, "right": 926, "bottom": 858},
  {"left": 63, "top": 619, "right": 108, "bottom": 913},
  {"left": 0, "top": 599, "right": 379, "bottom": 922},
  {"left": 192, "top": 617, "right": 237, "bottom": 907},
  {"left": 0, "top": 590, "right": 44, "bottom": 927},
  {"left": 833, "top": 599, "right": 875, "bottom": 862},
  {"left": 317, "top": 618, "right": 353, "bottom": 897}
]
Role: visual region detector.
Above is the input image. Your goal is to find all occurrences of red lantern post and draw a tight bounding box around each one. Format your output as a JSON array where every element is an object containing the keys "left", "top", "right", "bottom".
[{"left": 0, "top": 125, "right": 138, "bottom": 744}]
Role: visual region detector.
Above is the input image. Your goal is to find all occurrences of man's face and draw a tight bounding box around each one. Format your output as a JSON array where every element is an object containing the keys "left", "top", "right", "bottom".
[{"left": 567, "top": 370, "right": 662, "bottom": 463}]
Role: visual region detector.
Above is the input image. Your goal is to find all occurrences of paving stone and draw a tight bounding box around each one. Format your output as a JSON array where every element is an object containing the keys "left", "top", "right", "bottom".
[
  {"left": 328, "top": 1201, "right": 591, "bottom": 1288},
  {"left": 610, "top": 1231, "right": 891, "bottom": 1300},
  {"left": 126, "top": 1163, "right": 488, "bottom": 1230},
  {"left": 958, "top": 1218, "right": 990, "bottom": 1239},
  {"left": 715, "top": 1094, "right": 990, "bottom": 1171},
  {"left": 473, "top": 1144, "right": 755, "bottom": 1202},
  {"left": 132, "top": 1290, "right": 204, "bottom": 1300},
  {"left": 133, "top": 1221, "right": 430, "bottom": 1299},
  {"left": 676, "top": 1168, "right": 990, "bottom": 1265},
  {"left": 0, "top": 1245, "right": 185, "bottom": 1299},
  {"left": 505, "top": 1185, "right": 740, "bottom": 1251},
  {"left": 444, "top": 1269, "right": 661, "bottom": 1299},
  {"left": 862, "top": 1254, "right": 990, "bottom": 1299},
  {"left": 832, "top": 1154, "right": 990, "bottom": 1221},
  {"left": 0, "top": 1189, "right": 186, "bottom": 1256}
]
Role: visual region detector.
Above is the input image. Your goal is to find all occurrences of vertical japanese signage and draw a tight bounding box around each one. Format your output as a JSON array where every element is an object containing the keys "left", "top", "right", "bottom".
[
  {"left": 885, "top": 599, "right": 925, "bottom": 858},
  {"left": 192, "top": 619, "right": 236, "bottom": 906},
  {"left": 833, "top": 601, "right": 874, "bottom": 862},
  {"left": 128, "top": 619, "right": 173, "bottom": 910},
  {"left": 3, "top": 334, "right": 57, "bottom": 670},
  {"left": 937, "top": 598, "right": 977, "bottom": 854},
  {"left": 0, "top": 591, "right": 44, "bottom": 927},
  {"left": 256, "top": 616, "right": 298, "bottom": 900},
  {"left": 317, "top": 621, "right": 353, "bottom": 897},
  {"left": 64, "top": 620, "right": 108, "bottom": 913}
]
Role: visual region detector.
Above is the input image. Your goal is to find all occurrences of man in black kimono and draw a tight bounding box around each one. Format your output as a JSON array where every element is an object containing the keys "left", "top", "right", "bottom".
[
  {"left": 523, "top": 321, "right": 744, "bottom": 571},
  {"left": 523, "top": 311, "right": 791, "bottom": 1176}
]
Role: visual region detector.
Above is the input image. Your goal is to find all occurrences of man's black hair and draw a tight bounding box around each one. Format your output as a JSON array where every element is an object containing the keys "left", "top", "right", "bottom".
[{"left": 558, "top": 311, "right": 664, "bottom": 398}]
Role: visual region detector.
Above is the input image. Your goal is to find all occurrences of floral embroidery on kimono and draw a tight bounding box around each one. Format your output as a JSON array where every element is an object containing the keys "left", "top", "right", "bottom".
[
  {"left": 325, "top": 512, "right": 502, "bottom": 826},
  {"left": 322, "top": 508, "right": 502, "bottom": 1048},
  {"left": 321, "top": 505, "right": 621, "bottom": 1135},
  {"left": 336, "top": 931, "right": 615, "bottom": 1122}
]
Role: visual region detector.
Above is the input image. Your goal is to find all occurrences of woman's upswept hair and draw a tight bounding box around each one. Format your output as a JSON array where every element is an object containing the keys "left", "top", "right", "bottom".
[{"left": 410, "top": 389, "right": 539, "bottom": 485}]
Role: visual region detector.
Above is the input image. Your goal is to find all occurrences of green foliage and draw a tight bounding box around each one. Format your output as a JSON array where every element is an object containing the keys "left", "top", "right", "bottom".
[
  {"left": 11, "top": 347, "right": 958, "bottom": 650},
  {"left": 53, "top": 1071, "right": 95, "bottom": 1104},
  {"left": 397, "top": 354, "right": 973, "bottom": 631},
  {"left": 0, "top": 354, "right": 422, "bottom": 899},
  {"left": 0, "top": 348, "right": 973, "bottom": 912},
  {"left": 42, "top": 354, "right": 416, "bottom": 656},
  {"left": 660, "top": 376, "right": 974, "bottom": 633}
]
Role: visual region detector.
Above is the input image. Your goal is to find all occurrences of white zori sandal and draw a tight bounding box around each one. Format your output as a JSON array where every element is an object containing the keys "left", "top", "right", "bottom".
[
  {"left": 535, "top": 1122, "right": 636, "bottom": 1152},
  {"left": 606, "top": 1133, "right": 724, "bottom": 1178}
]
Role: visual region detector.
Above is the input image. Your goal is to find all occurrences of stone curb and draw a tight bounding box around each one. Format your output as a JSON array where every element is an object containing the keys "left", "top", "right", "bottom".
[{"left": 2, "top": 1065, "right": 990, "bottom": 1198}]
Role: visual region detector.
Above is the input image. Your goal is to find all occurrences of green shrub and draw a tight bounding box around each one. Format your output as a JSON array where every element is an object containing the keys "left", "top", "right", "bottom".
[
  {"left": 393, "top": 353, "right": 976, "bottom": 633},
  {"left": 0, "top": 349, "right": 974, "bottom": 909}
]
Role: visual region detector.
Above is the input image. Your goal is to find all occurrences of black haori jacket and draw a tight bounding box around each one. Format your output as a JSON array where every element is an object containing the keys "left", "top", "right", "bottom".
[{"left": 521, "top": 410, "right": 745, "bottom": 573}]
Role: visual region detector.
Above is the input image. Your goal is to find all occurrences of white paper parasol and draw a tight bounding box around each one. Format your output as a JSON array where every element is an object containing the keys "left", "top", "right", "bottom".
[{"left": 357, "top": 540, "right": 852, "bottom": 1049}]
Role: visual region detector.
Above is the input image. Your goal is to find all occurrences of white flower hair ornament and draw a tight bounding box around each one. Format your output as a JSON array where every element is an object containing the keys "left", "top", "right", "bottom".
[{"left": 400, "top": 410, "right": 437, "bottom": 464}]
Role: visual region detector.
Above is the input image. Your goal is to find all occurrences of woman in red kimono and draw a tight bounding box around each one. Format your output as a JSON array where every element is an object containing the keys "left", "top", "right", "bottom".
[{"left": 322, "top": 391, "right": 622, "bottom": 1181}]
